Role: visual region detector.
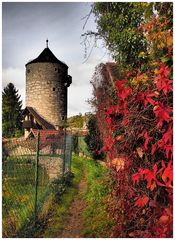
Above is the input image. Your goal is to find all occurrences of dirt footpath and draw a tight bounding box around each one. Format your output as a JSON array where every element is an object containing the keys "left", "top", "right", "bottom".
[{"left": 58, "top": 178, "right": 87, "bottom": 238}]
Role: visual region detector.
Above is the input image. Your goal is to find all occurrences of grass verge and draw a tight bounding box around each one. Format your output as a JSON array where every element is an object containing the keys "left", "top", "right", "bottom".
[
  {"left": 81, "top": 159, "right": 115, "bottom": 238},
  {"left": 33, "top": 155, "right": 115, "bottom": 238},
  {"left": 36, "top": 154, "right": 84, "bottom": 237}
]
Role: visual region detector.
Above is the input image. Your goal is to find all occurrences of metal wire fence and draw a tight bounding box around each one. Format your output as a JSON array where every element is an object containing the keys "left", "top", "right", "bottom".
[{"left": 2, "top": 130, "right": 72, "bottom": 237}]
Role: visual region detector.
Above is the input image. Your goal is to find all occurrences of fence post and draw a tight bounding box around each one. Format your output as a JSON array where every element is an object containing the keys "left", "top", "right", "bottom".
[
  {"left": 69, "top": 135, "right": 72, "bottom": 171},
  {"left": 34, "top": 131, "right": 40, "bottom": 225},
  {"left": 62, "top": 123, "right": 66, "bottom": 176}
]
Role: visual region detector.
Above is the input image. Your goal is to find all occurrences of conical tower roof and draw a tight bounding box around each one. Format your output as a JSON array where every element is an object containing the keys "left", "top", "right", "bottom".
[{"left": 26, "top": 42, "right": 68, "bottom": 68}]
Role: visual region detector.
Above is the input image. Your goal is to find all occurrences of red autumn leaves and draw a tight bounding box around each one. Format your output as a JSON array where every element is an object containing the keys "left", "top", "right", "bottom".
[
  {"left": 153, "top": 102, "right": 172, "bottom": 128},
  {"left": 137, "top": 92, "right": 155, "bottom": 107},
  {"left": 132, "top": 161, "right": 173, "bottom": 192},
  {"left": 92, "top": 8, "right": 173, "bottom": 236},
  {"left": 131, "top": 161, "right": 173, "bottom": 210},
  {"left": 134, "top": 195, "right": 149, "bottom": 208},
  {"left": 155, "top": 64, "right": 173, "bottom": 95},
  {"left": 105, "top": 63, "right": 173, "bottom": 211}
]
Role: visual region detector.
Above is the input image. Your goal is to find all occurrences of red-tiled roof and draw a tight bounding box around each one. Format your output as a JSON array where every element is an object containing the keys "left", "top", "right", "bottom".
[
  {"left": 31, "top": 129, "right": 64, "bottom": 149},
  {"left": 32, "top": 129, "right": 61, "bottom": 137}
]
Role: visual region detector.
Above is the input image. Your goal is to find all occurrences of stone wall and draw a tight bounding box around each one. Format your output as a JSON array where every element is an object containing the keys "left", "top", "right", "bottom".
[
  {"left": 26, "top": 62, "right": 67, "bottom": 126},
  {"left": 3, "top": 145, "right": 35, "bottom": 156},
  {"left": 39, "top": 156, "right": 63, "bottom": 180},
  {"left": 3, "top": 143, "right": 63, "bottom": 181},
  {"left": 3, "top": 140, "right": 36, "bottom": 156}
]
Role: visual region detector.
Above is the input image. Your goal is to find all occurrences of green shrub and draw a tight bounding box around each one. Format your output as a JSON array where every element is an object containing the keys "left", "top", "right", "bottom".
[{"left": 84, "top": 115, "right": 104, "bottom": 160}]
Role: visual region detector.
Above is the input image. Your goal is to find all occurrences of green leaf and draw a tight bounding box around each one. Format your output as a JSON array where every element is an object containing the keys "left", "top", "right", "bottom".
[{"left": 161, "top": 56, "right": 170, "bottom": 63}]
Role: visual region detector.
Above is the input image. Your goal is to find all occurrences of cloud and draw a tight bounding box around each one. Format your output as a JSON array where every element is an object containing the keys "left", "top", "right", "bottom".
[
  {"left": 2, "top": 2, "right": 113, "bottom": 117},
  {"left": 69, "top": 63, "right": 94, "bottom": 87},
  {"left": 2, "top": 53, "right": 110, "bottom": 116},
  {"left": 2, "top": 66, "right": 92, "bottom": 116},
  {"left": 2, "top": 2, "right": 93, "bottom": 68},
  {"left": 68, "top": 83, "right": 93, "bottom": 117},
  {"left": 69, "top": 48, "right": 111, "bottom": 87}
]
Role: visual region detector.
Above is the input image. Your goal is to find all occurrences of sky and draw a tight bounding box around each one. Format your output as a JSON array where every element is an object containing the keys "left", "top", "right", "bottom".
[{"left": 2, "top": 2, "right": 112, "bottom": 117}]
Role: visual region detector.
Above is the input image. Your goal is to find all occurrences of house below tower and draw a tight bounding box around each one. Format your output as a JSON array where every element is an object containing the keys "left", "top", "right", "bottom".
[{"left": 22, "top": 106, "right": 56, "bottom": 138}]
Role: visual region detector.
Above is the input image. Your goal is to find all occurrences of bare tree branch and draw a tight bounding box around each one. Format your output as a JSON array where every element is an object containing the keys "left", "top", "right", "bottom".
[{"left": 81, "top": 8, "right": 93, "bottom": 30}]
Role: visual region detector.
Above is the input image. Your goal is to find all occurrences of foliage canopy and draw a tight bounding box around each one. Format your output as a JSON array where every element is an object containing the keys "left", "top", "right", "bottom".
[{"left": 67, "top": 114, "right": 85, "bottom": 128}]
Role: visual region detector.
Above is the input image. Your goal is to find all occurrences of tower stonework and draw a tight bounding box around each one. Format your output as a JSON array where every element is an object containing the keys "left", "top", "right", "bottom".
[{"left": 25, "top": 44, "right": 72, "bottom": 128}]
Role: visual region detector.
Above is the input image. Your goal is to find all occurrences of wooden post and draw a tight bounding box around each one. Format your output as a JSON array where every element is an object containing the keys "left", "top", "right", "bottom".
[{"left": 34, "top": 131, "right": 40, "bottom": 225}]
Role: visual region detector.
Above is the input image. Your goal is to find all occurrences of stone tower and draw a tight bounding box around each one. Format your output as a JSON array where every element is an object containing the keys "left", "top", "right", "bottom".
[{"left": 25, "top": 40, "right": 72, "bottom": 129}]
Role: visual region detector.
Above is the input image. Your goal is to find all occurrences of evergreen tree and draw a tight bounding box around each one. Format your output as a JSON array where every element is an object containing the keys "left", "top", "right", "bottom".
[{"left": 2, "top": 83, "right": 23, "bottom": 138}]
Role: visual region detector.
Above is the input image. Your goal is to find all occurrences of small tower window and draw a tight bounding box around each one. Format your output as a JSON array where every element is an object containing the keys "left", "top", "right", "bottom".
[
  {"left": 53, "top": 88, "right": 55, "bottom": 91},
  {"left": 27, "top": 69, "right": 30, "bottom": 73},
  {"left": 55, "top": 68, "right": 60, "bottom": 73}
]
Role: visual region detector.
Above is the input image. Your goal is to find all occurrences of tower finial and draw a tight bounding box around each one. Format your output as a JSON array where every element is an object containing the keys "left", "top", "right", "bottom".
[{"left": 46, "top": 39, "right": 48, "bottom": 48}]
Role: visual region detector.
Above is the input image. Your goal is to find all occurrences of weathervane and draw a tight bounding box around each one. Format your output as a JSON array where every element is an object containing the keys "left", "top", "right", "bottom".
[{"left": 46, "top": 39, "right": 48, "bottom": 48}]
